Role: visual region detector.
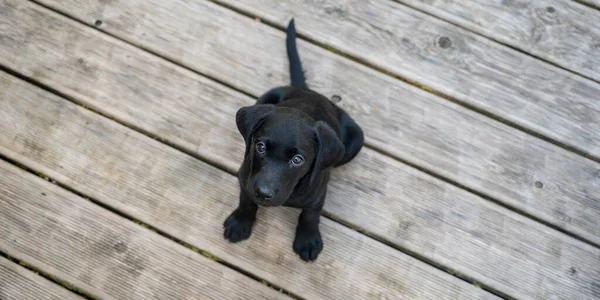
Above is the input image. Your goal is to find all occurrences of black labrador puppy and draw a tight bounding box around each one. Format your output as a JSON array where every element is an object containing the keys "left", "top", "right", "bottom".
[{"left": 224, "top": 19, "right": 364, "bottom": 262}]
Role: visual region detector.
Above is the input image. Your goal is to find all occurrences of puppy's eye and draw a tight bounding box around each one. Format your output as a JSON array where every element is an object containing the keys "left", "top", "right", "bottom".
[
  {"left": 291, "top": 155, "right": 304, "bottom": 166},
  {"left": 256, "top": 142, "right": 266, "bottom": 154}
]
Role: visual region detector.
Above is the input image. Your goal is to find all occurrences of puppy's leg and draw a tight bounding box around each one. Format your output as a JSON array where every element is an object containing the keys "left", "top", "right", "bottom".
[
  {"left": 293, "top": 206, "right": 324, "bottom": 262},
  {"left": 335, "top": 107, "right": 364, "bottom": 167},
  {"left": 224, "top": 191, "right": 257, "bottom": 243}
]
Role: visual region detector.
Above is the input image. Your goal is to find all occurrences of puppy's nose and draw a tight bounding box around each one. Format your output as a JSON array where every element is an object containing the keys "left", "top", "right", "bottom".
[{"left": 254, "top": 186, "right": 274, "bottom": 200}]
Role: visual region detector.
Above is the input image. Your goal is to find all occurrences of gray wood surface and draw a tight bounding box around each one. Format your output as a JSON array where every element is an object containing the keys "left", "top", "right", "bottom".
[
  {"left": 13, "top": 0, "right": 600, "bottom": 247},
  {"left": 210, "top": 0, "right": 600, "bottom": 159},
  {"left": 395, "top": 0, "right": 600, "bottom": 82},
  {"left": 1, "top": 8, "right": 599, "bottom": 298},
  {"left": 0, "top": 74, "right": 496, "bottom": 300},
  {"left": 0, "top": 257, "right": 84, "bottom": 300},
  {"left": 0, "top": 165, "right": 291, "bottom": 300}
]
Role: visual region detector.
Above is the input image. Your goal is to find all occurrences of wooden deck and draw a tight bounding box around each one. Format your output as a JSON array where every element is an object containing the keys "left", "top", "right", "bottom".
[{"left": 0, "top": 0, "right": 599, "bottom": 299}]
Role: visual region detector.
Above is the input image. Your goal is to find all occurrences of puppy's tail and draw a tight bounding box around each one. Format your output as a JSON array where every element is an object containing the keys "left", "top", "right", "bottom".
[{"left": 286, "top": 19, "right": 307, "bottom": 88}]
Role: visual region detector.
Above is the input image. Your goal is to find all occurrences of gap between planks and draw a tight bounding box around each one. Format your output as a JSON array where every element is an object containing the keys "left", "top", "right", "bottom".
[
  {"left": 0, "top": 252, "right": 96, "bottom": 300},
  {"left": 572, "top": 0, "right": 600, "bottom": 10}
]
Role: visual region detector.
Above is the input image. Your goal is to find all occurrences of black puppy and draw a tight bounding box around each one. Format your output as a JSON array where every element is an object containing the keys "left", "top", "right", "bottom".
[{"left": 224, "top": 19, "right": 364, "bottom": 262}]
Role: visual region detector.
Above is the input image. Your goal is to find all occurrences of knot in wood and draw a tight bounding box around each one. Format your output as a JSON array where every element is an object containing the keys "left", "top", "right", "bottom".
[
  {"left": 114, "top": 242, "right": 128, "bottom": 253},
  {"left": 438, "top": 37, "right": 452, "bottom": 49}
]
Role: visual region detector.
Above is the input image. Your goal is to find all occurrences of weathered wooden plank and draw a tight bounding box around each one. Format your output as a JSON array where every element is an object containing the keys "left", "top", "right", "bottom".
[
  {"left": 0, "top": 167, "right": 291, "bottom": 300},
  {"left": 394, "top": 0, "right": 600, "bottom": 82},
  {"left": 12, "top": 0, "right": 600, "bottom": 248},
  {"left": 0, "top": 257, "right": 84, "bottom": 300},
  {"left": 0, "top": 75, "right": 496, "bottom": 299},
  {"left": 331, "top": 152, "right": 600, "bottom": 300},
  {"left": 214, "top": 0, "right": 600, "bottom": 158},
  {"left": 0, "top": 13, "right": 599, "bottom": 300}
]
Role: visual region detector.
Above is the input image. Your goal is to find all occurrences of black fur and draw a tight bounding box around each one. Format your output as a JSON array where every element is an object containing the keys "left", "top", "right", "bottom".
[
  {"left": 224, "top": 19, "right": 364, "bottom": 262},
  {"left": 286, "top": 19, "right": 307, "bottom": 88}
]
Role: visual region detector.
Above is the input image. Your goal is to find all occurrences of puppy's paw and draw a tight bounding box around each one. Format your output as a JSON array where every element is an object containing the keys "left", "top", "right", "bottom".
[
  {"left": 293, "top": 230, "right": 323, "bottom": 262},
  {"left": 223, "top": 210, "right": 255, "bottom": 243}
]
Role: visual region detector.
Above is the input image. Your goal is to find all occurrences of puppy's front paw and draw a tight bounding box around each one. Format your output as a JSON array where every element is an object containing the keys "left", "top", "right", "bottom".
[
  {"left": 293, "top": 230, "right": 323, "bottom": 262},
  {"left": 223, "top": 209, "right": 255, "bottom": 243}
]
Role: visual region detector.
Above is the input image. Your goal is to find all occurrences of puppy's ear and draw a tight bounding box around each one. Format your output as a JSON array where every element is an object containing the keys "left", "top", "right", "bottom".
[
  {"left": 236, "top": 104, "right": 274, "bottom": 156},
  {"left": 309, "top": 121, "right": 345, "bottom": 183}
]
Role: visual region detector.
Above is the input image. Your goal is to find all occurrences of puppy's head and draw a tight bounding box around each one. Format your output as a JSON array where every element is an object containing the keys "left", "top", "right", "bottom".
[{"left": 236, "top": 104, "right": 344, "bottom": 206}]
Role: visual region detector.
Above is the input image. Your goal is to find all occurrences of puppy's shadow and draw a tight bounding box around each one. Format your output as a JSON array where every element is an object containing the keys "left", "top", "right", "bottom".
[{"left": 253, "top": 206, "right": 300, "bottom": 243}]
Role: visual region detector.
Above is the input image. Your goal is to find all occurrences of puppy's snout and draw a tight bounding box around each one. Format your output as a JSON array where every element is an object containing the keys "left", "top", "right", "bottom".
[{"left": 254, "top": 186, "right": 274, "bottom": 200}]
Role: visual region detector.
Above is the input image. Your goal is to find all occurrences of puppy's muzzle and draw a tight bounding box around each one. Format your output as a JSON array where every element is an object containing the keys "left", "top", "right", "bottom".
[{"left": 254, "top": 185, "right": 274, "bottom": 201}]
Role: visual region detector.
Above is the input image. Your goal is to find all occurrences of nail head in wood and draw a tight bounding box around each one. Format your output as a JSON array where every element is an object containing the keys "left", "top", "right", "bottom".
[{"left": 535, "top": 181, "right": 544, "bottom": 188}]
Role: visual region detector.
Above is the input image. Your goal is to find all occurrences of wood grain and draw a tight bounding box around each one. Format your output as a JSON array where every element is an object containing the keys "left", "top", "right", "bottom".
[
  {"left": 214, "top": 0, "right": 600, "bottom": 159},
  {"left": 10, "top": 0, "right": 600, "bottom": 247},
  {"left": 1, "top": 14, "right": 599, "bottom": 299},
  {"left": 0, "top": 74, "right": 496, "bottom": 299},
  {"left": 0, "top": 257, "right": 84, "bottom": 300},
  {"left": 0, "top": 165, "right": 292, "bottom": 300},
  {"left": 394, "top": 0, "right": 600, "bottom": 82}
]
